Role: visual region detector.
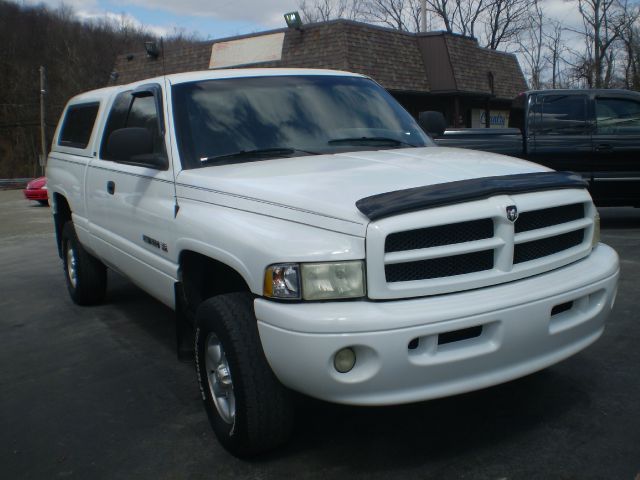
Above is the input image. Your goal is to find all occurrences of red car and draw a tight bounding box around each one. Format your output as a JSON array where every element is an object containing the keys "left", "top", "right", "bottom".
[{"left": 24, "top": 176, "right": 49, "bottom": 205}]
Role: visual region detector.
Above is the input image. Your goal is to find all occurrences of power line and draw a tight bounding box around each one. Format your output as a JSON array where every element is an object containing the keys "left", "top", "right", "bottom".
[
  {"left": 0, "top": 104, "right": 40, "bottom": 107},
  {"left": 0, "top": 122, "right": 57, "bottom": 129}
]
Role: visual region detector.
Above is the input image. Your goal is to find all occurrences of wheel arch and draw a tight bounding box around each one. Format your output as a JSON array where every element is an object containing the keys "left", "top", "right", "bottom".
[
  {"left": 52, "top": 192, "right": 72, "bottom": 259},
  {"left": 177, "top": 248, "right": 254, "bottom": 322}
]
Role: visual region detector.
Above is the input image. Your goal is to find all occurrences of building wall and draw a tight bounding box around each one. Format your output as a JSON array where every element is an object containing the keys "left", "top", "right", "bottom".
[{"left": 113, "top": 44, "right": 211, "bottom": 85}]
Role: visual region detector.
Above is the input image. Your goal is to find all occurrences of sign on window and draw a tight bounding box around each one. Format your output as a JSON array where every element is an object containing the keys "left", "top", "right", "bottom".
[{"left": 471, "top": 109, "right": 510, "bottom": 128}]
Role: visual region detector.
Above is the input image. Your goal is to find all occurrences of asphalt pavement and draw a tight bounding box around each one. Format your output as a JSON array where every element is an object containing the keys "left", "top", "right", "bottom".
[{"left": 1, "top": 189, "right": 639, "bottom": 479}]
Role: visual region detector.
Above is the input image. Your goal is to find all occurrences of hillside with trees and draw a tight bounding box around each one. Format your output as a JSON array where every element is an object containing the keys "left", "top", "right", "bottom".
[
  {"left": 3, "top": 0, "right": 640, "bottom": 179},
  {"left": 0, "top": 1, "right": 197, "bottom": 179}
]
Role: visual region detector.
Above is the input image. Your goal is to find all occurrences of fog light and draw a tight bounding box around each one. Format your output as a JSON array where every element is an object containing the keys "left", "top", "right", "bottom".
[{"left": 334, "top": 347, "right": 356, "bottom": 373}]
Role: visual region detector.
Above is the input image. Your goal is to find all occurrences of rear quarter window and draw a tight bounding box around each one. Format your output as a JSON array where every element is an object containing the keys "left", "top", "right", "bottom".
[{"left": 58, "top": 103, "right": 100, "bottom": 149}]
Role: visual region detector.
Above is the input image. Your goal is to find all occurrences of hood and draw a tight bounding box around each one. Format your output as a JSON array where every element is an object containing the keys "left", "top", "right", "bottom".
[{"left": 177, "top": 147, "right": 548, "bottom": 228}]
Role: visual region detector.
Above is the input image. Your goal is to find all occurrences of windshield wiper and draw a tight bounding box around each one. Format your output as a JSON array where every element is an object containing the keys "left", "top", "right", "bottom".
[
  {"left": 327, "top": 136, "right": 418, "bottom": 148},
  {"left": 200, "top": 147, "right": 318, "bottom": 164}
]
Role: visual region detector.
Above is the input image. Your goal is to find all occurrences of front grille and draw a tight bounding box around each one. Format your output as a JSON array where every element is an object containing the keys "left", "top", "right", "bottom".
[
  {"left": 514, "top": 229, "right": 584, "bottom": 264},
  {"left": 385, "top": 251, "right": 494, "bottom": 282},
  {"left": 515, "top": 203, "right": 584, "bottom": 233},
  {"left": 385, "top": 219, "right": 493, "bottom": 252},
  {"left": 370, "top": 197, "right": 592, "bottom": 299}
]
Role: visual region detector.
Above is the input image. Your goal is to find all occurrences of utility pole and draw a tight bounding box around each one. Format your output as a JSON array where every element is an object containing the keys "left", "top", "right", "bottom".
[
  {"left": 421, "top": 0, "right": 427, "bottom": 32},
  {"left": 39, "top": 66, "right": 46, "bottom": 177}
]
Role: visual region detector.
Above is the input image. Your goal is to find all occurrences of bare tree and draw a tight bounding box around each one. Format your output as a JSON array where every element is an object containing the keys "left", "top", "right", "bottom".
[
  {"left": 484, "top": 0, "right": 529, "bottom": 49},
  {"left": 299, "top": 0, "right": 363, "bottom": 22},
  {"left": 575, "top": 0, "right": 627, "bottom": 87},
  {"left": 300, "top": 0, "right": 422, "bottom": 32},
  {"left": 426, "top": 0, "right": 530, "bottom": 48},
  {"left": 517, "top": 0, "right": 544, "bottom": 89},
  {"left": 426, "top": 0, "right": 486, "bottom": 36},
  {"left": 618, "top": 0, "right": 640, "bottom": 89},
  {"left": 361, "top": 0, "right": 413, "bottom": 30},
  {"left": 544, "top": 21, "right": 565, "bottom": 88},
  {"left": 299, "top": 0, "right": 528, "bottom": 47},
  {"left": 427, "top": 0, "right": 455, "bottom": 32},
  {"left": 452, "top": 0, "right": 488, "bottom": 39},
  {"left": 408, "top": 0, "right": 428, "bottom": 31}
]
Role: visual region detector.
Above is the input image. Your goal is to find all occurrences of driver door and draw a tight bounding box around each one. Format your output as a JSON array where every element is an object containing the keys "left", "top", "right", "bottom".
[{"left": 85, "top": 84, "right": 178, "bottom": 306}]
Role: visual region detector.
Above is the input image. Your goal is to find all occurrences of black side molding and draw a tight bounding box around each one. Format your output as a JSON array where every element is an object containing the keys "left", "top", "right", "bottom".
[{"left": 356, "top": 171, "right": 588, "bottom": 221}]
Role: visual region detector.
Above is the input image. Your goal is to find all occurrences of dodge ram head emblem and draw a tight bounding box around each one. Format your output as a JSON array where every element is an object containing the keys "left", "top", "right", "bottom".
[{"left": 506, "top": 205, "right": 518, "bottom": 222}]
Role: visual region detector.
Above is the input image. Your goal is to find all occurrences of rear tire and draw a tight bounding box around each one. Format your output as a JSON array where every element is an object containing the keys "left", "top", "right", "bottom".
[
  {"left": 195, "top": 292, "right": 293, "bottom": 457},
  {"left": 61, "top": 221, "right": 107, "bottom": 305}
]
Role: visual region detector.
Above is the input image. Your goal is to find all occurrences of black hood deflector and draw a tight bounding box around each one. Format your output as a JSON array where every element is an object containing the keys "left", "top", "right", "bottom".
[{"left": 356, "top": 171, "right": 588, "bottom": 221}]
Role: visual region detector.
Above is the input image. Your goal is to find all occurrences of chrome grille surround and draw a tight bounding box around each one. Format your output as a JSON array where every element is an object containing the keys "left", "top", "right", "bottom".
[{"left": 366, "top": 189, "right": 596, "bottom": 300}]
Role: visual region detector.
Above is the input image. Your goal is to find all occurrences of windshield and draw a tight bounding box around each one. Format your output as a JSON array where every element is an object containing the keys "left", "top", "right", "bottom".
[{"left": 171, "top": 75, "right": 432, "bottom": 169}]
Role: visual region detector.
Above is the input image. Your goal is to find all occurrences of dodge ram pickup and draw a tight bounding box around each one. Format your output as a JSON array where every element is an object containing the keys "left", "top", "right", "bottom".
[
  {"left": 424, "top": 89, "right": 640, "bottom": 207},
  {"left": 46, "top": 69, "right": 619, "bottom": 457}
]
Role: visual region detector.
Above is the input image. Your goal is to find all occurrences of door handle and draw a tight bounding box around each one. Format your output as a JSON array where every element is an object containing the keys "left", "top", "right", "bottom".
[
  {"left": 107, "top": 181, "right": 115, "bottom": 195},
  {"left": 595, "top": 144, "right": 613, "bottom": 152}
]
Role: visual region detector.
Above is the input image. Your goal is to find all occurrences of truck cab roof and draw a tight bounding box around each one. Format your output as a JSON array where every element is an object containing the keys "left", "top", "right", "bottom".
[{"left": 66, "top": 68, "right": 366, "bottom": 106}]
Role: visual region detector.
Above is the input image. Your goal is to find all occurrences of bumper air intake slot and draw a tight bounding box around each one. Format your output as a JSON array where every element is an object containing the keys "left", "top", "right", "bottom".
[
  {"left": 438, "top": 325, "right": 483, "bottom": 345},
  {"left": 551, "top": 301, "right": 574, "bottom": 316}
]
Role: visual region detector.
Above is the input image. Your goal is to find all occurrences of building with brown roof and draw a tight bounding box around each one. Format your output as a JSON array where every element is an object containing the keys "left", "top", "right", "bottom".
[{"left": 110, "top": 20, "right": 527, "bottom": 128}]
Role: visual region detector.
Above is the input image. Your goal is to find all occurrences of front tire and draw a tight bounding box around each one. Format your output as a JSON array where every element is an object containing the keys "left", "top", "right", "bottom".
[
  {"left": 195, "top": 292, "right": 293, "bottom": 457},
  {"left": 61, "top": 221, "right": 107, "bottom": 305}
]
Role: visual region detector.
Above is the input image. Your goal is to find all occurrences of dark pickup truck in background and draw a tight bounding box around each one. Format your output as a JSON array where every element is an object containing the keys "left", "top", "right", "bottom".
[{"left": 424, "top": 89, "right": 640, "bottom": 207}]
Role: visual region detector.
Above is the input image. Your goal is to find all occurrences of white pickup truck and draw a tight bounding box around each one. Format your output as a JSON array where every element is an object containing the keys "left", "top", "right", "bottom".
[{"left": 47, "top": 69, "right": 619, "bottom": 457}]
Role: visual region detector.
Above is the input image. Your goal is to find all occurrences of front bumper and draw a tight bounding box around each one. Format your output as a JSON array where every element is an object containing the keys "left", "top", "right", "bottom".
[{"left": 255, "top": 244, "right": 619, "bottom": 406}]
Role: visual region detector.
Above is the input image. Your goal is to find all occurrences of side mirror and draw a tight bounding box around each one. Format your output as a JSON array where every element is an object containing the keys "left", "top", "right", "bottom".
[
  {"left": 418, "top": 111, "right": 447, "bottom": 138},
  {"left": 107, "top": 127, "right": 168, "bottom": 170}
]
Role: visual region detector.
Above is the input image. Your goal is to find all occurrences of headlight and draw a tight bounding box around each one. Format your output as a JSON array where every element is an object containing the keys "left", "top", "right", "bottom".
[
  {"left": 301, "top": 261, "right": 366, "bottom": 300},
  {"left": 592, "top": 211, "right": 600, "bottom": 248},
  {"left": 264, "top": 261, "right": 366, "bottom": 300}
]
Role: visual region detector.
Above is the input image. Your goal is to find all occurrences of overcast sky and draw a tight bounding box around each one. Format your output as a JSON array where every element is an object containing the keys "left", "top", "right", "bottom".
[
  {"left": 15, "top": 0, "right": 301, "bottom": 38},
  {"left": 15, "top": 0, "right": 584, "bottom": 41}
]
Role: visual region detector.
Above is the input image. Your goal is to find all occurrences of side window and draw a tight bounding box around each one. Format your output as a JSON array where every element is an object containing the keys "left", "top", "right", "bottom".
[
  {"left": 595, "top": 97, "right": 640, "bottom": 134},
  {"left": 99, "top": 88, "right": 165, "bottom": 161},
  {"left": 58, "top": 103, "right": 100, "bottom": 149},
  {"left": 127, "top": 95, "right": 164, "bottom": 154},
  {"left": 100, "top": 92, "right": 133, "bottom": 160},
  {"left": 536, "top": 95, "right": 587, "bottom": 135}
]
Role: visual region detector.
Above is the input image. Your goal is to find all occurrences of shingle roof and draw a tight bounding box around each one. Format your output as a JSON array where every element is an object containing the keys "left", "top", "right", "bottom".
[
  {"left": 342, "top": 23, "right": 430, "bottom": 92},
  {"left": 110, "top": 20, "right": 525, "bottom": 100},
  {"left": 444, "top": 35, "right": 528, "bottom": 98},
  {"left": 241, "top": 22, "right": 430, "bottom": 91}
]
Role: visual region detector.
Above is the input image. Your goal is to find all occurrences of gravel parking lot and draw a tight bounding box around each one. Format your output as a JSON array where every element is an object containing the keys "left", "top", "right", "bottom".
[{"left": 1, "top": 188, "right": 639, "bottom": 479}]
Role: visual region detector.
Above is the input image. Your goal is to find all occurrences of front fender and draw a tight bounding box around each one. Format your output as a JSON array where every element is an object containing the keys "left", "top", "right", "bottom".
[{"left": 174, "top": 197, "right": 365, "bottom": 294}]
